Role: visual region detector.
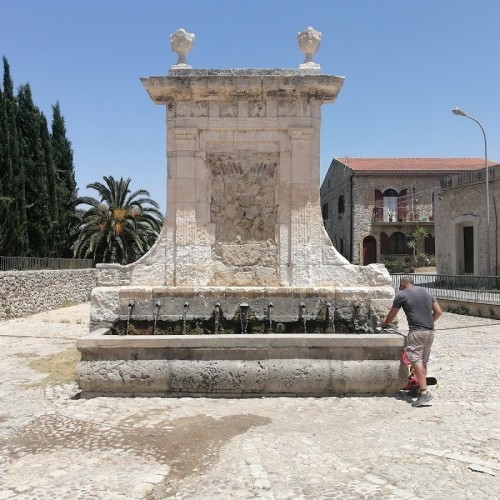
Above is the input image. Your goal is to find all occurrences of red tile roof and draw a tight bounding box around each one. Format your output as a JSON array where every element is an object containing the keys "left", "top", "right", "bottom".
[{"left": 336, "top": 157, "right": 498, "bottom": 173}]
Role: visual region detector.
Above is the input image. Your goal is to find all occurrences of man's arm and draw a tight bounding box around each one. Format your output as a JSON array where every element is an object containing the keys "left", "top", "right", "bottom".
[
  {"left": 383, "top": 307, "right": 400, "bottom": 326},
  {"left": 432, "top": 300, "right": 442, "bottom": 322}
]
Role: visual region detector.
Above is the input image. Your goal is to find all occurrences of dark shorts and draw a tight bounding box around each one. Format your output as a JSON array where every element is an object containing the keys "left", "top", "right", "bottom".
[{"left": 406, "top": 329, "right": 434, "bottom": 365}]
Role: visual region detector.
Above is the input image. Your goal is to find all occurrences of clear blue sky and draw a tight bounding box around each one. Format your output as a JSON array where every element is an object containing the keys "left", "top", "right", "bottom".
[{"left": 2, "top": 0, "right": 499, "bottom": 213}]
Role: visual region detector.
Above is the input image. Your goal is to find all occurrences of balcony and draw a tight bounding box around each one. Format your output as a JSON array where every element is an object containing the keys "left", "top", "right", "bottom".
[{"left": 372, "top": 207, "right": 433, "bottom": 225}]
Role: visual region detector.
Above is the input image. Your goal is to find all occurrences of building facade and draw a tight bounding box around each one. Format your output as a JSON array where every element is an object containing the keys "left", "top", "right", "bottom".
[
  {"left": 320, "top": 158, "right": 493, "bottom": 266},
  {"left": 435, "top": 164, "right": 499, "bottom": 276}
]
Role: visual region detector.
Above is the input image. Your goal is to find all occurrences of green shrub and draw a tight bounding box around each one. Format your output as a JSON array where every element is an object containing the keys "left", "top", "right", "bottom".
[{"left": 381, "top": 256, "right": 412, "bottom": 273}]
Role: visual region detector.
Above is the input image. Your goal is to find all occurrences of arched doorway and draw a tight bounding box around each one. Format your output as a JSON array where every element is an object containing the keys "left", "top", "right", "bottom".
[{"left": 363, "top": 236, "right": 377, "bottom": 265}]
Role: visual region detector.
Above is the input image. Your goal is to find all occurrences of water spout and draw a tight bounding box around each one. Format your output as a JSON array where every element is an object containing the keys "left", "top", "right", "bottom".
[
  {"left": 300, "top": 302, "right": 307, "bottom": 333},
  {"left": 183, "top": 302, "right": 189, "bottom": 334},
  {"left": 240, "top": 302, "right": 249, "bottom": 334},
  {"left": 268, "top": 302, "right": 274, "bottom": 333},
  {"left": 214, "top": 302, "right": 221, "bottom": 334},
  {"left": 153, "top": 301, "right": 161, "bottom": 334},
  {"left": 126, "top": 301, "right": 135, "bottom": 335},
  {"left": 326, "top": 301, "right": 335, "bottom": 333}
]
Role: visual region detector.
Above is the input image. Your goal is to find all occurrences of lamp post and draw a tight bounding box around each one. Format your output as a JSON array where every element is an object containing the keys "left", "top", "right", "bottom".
[{"left": 452, "top": 107, "right": 491, "bottom": 276}]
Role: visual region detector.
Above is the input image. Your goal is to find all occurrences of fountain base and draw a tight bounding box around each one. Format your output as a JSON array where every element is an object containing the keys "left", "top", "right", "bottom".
[{"left": 75, "top": 330, "right": 407, "bottom": 397}]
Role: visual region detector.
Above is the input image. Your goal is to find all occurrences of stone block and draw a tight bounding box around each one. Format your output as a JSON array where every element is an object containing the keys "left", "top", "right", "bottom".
[
  {"left": 90, "top": 287, "right": 121, "bottom": 326},
  {"left": 76, "top": 360, "right": 169, "bottom": 394},
  {"left": 266, "top": 359, "right": 331, "bottom": 393},
  {"left": 169, "top": 359, "right": 268, "bottom": 393}
]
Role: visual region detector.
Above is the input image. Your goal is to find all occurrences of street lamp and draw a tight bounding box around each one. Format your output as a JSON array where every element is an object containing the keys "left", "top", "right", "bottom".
[{"left": 452, "top": 107, "right": 491, "bottom": 276}]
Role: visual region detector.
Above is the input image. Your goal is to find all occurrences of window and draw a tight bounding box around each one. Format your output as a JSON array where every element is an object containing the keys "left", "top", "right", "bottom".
[
  {"left": 338, "top": 195, "right": 345, "bottom": 214},
  {"left": 381, "top": 232, "right": 390, "bottom": 254},
  {"left": 374, "top": 190, "right": 383, "bottom": 221},
  {"left": 322, "top": 202, "right": 329, "bottom": 220},
  {"left": 425, "top": 235, "right": 435, "bottom": 254},
  {"left": 389, "top": 231, "right": 407, "bottom": 254},
  {"left": 383, "top": 189, "right": 398, "bottom": 222},
  {"left": 398, "top": 189, "right": 408, "bottom": 221}
]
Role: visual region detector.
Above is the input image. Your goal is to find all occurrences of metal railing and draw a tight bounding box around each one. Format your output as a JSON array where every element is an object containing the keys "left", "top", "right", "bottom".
[
  {"left": 0, "top": 256, "right": 95, "bottom": 271},
  {"left": 373, "top": 208, "right": 433, "bottom": 223},
  {"left": 391, "top": 273, "right": 500, "bottom": 304}
]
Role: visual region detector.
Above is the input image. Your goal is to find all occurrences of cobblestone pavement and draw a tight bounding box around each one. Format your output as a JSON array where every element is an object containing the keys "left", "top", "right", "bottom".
[{"left": 0, "top": 304, "right": 499, "bottom": 499}]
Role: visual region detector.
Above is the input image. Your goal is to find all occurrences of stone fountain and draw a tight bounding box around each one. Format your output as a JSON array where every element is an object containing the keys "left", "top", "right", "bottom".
[{"left": 75, "top": 28, "right": 406, "bottom": 396}]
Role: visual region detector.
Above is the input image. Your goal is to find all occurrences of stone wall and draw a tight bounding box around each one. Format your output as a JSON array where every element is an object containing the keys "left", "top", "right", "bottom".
[
  {"left": 438, "top": 298, "right": 500, "bottom": 320},
  {"left": 320, "top": 160, "right": 352, "bottom": 260},
  {"left": 0, "top": 269, "right": 96, "bottom": 320},
  {"left": 351, "top": 175, "right": 438, "bottom": 264},
  {"left": 435, "top": 166, "right": 499, "bottom": 275}
]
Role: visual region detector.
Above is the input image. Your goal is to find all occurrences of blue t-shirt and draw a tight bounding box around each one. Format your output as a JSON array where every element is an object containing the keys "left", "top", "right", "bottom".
[{"left": 392, "top": 286, "right": 436, "bottom": 331}]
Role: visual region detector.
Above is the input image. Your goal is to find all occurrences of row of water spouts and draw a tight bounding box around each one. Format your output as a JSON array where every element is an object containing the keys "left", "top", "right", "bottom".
[{"left": 126, "top": 300, "right": 336, "bottom": 335}]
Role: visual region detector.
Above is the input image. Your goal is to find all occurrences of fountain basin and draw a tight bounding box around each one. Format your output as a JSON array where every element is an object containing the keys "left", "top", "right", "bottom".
[
  {"left": 90, "top": 285, "right": 394, "bottom": 335},
  {"left": 75, "top": 330, "right": 407, "bottom": 397}
]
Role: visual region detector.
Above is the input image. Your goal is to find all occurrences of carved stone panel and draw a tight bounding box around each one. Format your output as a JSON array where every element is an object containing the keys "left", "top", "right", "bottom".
[
  {"left": 219, "top": 102, "right": 238, "bottom": 117},
  {"left": 209, "top": 151, "right": 278, "bottom": 243},
  {"left": 277, "top": 100, "right": 296, "bottom": 117},
  {"left": 249, "top": 100, "right": 266, "bottom": 117}
]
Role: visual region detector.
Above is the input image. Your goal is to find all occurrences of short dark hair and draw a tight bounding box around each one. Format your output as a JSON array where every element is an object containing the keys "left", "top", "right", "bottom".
[{"left": 400, "top": 276, "right": 414, "bottom": 286}]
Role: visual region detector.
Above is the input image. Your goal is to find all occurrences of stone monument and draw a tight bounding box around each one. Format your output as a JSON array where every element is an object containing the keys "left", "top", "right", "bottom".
[{"left": 76, "top": 28, "right": 404, "bottom": 396}]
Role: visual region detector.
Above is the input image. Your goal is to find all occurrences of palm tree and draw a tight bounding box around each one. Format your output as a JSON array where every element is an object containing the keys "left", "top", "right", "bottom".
[{"left": 72, "top": 176, "right": 163, "bottom": 264}]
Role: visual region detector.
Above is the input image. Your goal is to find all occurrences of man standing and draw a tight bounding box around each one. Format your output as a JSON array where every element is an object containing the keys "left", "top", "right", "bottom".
[{"left": 383, "top": 276, "right": 442, "bottom": 407}]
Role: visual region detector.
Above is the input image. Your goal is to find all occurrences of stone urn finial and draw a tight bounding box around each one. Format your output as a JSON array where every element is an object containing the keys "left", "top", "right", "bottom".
[
  {"left": 297, "top": 26, "right": 321, "bottom": 69},
  {"left": 170, "top": 28, "right": 195, "bottom": 68}
]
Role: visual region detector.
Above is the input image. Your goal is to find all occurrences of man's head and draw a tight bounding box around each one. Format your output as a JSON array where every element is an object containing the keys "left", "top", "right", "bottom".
[{"left": 399, "top": 276, "right": 414, "bottom": 290}]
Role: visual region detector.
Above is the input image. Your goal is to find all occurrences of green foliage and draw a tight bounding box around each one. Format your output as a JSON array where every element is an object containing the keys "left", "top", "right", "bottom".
[
  {"left": 0, "top": 56, "right": 28, "bottom": 255},
  {"left": 17, "top": 83, "right": 51, "bottom": 256},
  {"left": 0, "top": 57, "right": 76, "bottom": 257},
  {"left": 72, "top": 176, "right": 163, "bottom": 264},
  {"left": 381, "top": 256, "right": 412, "bottom": 273},
  {"left": 444, "top": 305, "right": 470, "bottom": 315},
  {"left": 407, "top": 226, "right": 429, "bottom": 266},
  {"left": 51, "top": 101, "right": 77, "bottom": 257}
]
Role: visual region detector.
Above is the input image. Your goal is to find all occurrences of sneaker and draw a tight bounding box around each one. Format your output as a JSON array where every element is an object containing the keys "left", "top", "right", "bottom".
[{"left": 412, "top": 390, "right": 435, "bottom": 407}]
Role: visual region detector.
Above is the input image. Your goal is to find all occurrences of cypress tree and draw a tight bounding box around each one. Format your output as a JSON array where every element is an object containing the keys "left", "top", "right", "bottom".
[
  {"left": 0, "top": 85, "right": 6, "bottom": 229},
  {"left": 0, "top": 56, "right": 27, "bottom": 255},
  {"left": 51, "top": 101, "right": 77, "bottom": 257},
  {"left": 17, "top": 83, "right": 50, "bottom": 256},
  {"left": 39, "top": 113, "right": 59, "bottom": 256},
  {"left": 0, "top": 58, "right": 78, "bottom": 258}
]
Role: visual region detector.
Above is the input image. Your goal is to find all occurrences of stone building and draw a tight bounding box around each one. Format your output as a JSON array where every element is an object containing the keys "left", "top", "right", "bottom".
[
  {"left": 435, "top": 164, "right": 499, "bottom": 276},
  {"left": 320, "top": 157, "right": 493, "bottom": 265}
]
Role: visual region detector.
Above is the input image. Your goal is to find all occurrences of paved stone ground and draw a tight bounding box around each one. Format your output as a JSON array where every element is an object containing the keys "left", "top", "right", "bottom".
[{"left": 0, "top": 304, "right": 499, "bottom": 499}]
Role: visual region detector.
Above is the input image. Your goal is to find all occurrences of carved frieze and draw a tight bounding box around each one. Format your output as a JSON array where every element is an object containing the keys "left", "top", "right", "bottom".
[
  {"left": 249, "top": 100, "right": 266, "bottom": 117},
  {"left": 209, "top": 152, "right": 278, "bottom": 244},
  {"left": 219, "top": 102, "right": 238, "bottom": 117}
]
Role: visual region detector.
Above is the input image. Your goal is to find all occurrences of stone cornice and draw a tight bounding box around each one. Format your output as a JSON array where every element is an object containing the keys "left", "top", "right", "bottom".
[{"left": 141, "top": 73, "right": 344, "bottom": 105}]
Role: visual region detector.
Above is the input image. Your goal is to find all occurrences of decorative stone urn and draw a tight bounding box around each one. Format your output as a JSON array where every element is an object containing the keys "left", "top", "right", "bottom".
[
  {"left": 170, "top": 28, "right": 194, "bottom": 68},
  {"left": 298, "top": 26, "right": 322, "bottom": 69}
]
